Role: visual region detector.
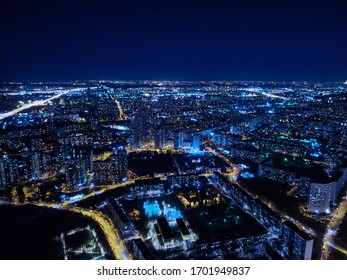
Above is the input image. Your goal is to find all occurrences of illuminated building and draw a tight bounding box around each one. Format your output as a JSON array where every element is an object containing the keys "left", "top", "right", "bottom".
[
  {"left": 307, "top": 168, "right": 347, "bottom": 213},
  {"left": 94, "top": 149, "right": 128, "bottom": 185},
  {"left": 107, "top": 199, "right": 136, "bottom": 238},
  {"left": 282, "top": 221, "right": 313, "bottom": 260},
  {"left": 211, "top": 172, "right": 282, "bottom": 231},
  {"left": 230, "top": 145, "right": 260, "bottom": 163},
  {"left": 129, "top": 178, "right": 165, "bottom": 197},
  {"left": 154, "top": 128, "right": 165, "bottom": 149},
  {"left": 299, "top": 176, "right": 311, "bottom": 198},
  {"left": 212, "top": 131, "right": 232, "bottom": 147},
  {"left": 41, "top": 153, "right": 53, "bottom": 177},
  {"left": 131, "top": 107, "right": 151, "bottom": 148},
  {"left": 230, "top": 118, "right": 256, "bottom": 135},
  {"left": 64, "top": 158, "right": 86, "bottom": 188},
  {"left": 174, "top": 131, "right": 184, "bottom": 150},
  {"left": 29, "top": 140, "right": 53, "bottom": 180},
  {"left": 0, "top": 158, "right": 7, "bottom": 189},
  {"left": 116, "top": 149, "right": 128, "bottom": 180},
  {"left": 258, "top": 159, "right": 296, "bottom": 186},
  {"left": 308, "top": 182, "right": 334, "bottom": 213},
  {"left": 143, "top": 200, "right": 162, "bottom": 218},
  {"left": 64, "top": 149, "right": 87, "bottom": 188},
  {"left": 168, "top": 174, "right": 199, "bottom": 187},
  {"left": 0, "top": 155, "right": 19, "bottom": 189},
  {"left": 192, "top": 134, "right": 200, "bottom": 150},
  {"left": 336, "top": 167, "right": 347, "bottom": 197},
  {"left": 196, "top": 234, "right": 268, "bottom": 259},
  {"left": 30, "top": 152, "right": 41, "bottom": 179}
]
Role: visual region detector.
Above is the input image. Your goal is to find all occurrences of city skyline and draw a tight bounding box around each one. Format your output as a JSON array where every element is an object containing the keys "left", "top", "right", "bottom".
[
  {"left": 0, "top": 80, "right": 346, "bottom": 260},
  {"left": 1, "top": 0, "right": 347, "bottom": 262}
]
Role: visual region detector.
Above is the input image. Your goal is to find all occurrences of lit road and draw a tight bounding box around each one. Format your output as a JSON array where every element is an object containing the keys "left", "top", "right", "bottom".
[
  {"left": 95, "top": 180, "right": 134, "bottom": 193},
  {"left": 34, "top": 201, "right": 130, "bottom": 260},
  {"left": 24, "top": 180, "right": 135, "bottom": 259},
  {"left": 2, "top": 178, "right": 135, "bottom": 260},
  {"left": 327, "top": 241, "right": 347, "bottom": 256},
  {"left": 321, "top": 194, "right": 347, "bottom": 260},
  {"left": 62, "top": 204, "right": 130, "bottom": 260},
  {"left": 202, "top": 143, "right": 236, "bottom": 168},
  {"left": 115, "top": 100, "right": 126, "bottom": 120},
  {"left": 109, "top": 95, "right": 126, "bottom": 120},
  {"left": 0, "top": 87, "right": 88, "bottom": 121},
  {"left": 207, "top": 143, "right": 317, "bottom": 237},
  {"left": 63, "top": 180, "right": 134, "bottom": 204},
  {"left": 260, "top": 92, "right": 288, "bottom": 100},
  {"left": 128, "top": 170, "right": 139, "bottom": 179}
]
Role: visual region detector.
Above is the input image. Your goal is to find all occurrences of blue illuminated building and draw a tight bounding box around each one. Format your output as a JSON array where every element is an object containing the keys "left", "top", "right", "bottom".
[
  {"left": 282, "top": 221, "right": 313, "bottom": 260},
  {"left": 144, "top": 200, "right": 162, "bottom": 218}
]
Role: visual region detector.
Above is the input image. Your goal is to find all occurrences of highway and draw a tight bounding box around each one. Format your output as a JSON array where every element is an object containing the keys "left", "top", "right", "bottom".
[
  {"left": 0, "top": 87, "right": 88, "bottom": 121},
  {"left": 260, "top": 92, "right": 289, "bottom": 100}
]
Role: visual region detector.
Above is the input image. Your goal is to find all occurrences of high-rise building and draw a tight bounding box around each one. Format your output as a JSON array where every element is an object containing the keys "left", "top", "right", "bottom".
[
  {"left": 64, "top": 149, "right": 87, "bottom": 188},
  {"left": 192, "top": 134, "right": 200, "bottom": 150},
  {"left": 336, "top": 167, "right": 347, "bottom": 198},
  {"left": 116, "top": 149, "right": 128, "bottom": 181},
  {"left": 154, "top": 128, "right": 165, "bottom": 149},
  {"left": 82, "top": 147, "right": 94, "bottom": 172},
  {"left": 299, "top": 176, "right": 311, "bottom": 198},
  {"left": 29, "top": 137, "right": 54, "bottom": 180},
  {"left": 94, "top": 149, "right": 128, "bottom": 185},
  {"left": 282, "top": 221, "right": 313, "bottom": 260},
  {"left": 306, "top": 168, "right": 347, "bottom": 213},
  {"left": 31, "top": 153, "right": 41, "bottom": 179},
  {"left": 0, "top": 158, "right": 7, "bottom": 190},
  {"left": 131, "top": 107, "right": 151, "bottom": 148},
  {"left": 174, "top": 131, "right": 184, "bottom": 150},
  {"left": 65, "top": 158, "right": 87, "bottom": 188},
  {"left": 308, "top": 182, "right": 334, "bottom": 213},
  {"left": 0, "top": 155, "right": 19, "bottom": 190},
  {"left": 41, "top": 152, "right": 53, "bottom": 177}
]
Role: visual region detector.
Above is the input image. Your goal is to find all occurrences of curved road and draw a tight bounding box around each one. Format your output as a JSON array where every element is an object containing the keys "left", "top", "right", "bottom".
[{"left": 62, "top": 204, "right": 130, "bottom": 260}]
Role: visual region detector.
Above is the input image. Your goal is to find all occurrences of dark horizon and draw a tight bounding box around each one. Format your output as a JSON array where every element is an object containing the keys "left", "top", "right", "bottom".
[{"left": 1, "top": 0, "right": 347, "bottom": 82}]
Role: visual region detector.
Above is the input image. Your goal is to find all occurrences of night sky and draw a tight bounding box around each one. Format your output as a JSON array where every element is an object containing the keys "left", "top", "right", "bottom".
[{"left": 1, "top": 0, "right": 346, "bottom": 82}]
